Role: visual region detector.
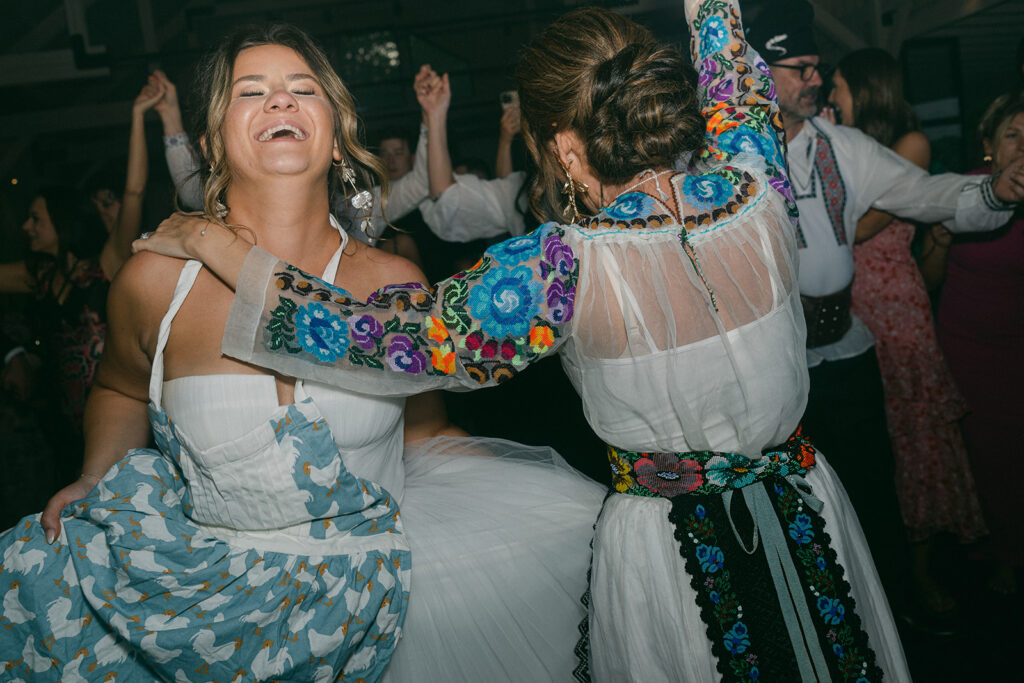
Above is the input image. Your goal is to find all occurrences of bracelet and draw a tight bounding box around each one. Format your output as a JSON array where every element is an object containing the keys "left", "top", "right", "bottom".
[
  {"left": 3, "top": 346, "right": 26, "bottom": 365},
  {"left": 79, "top": 472, "right": 102, "bottom": 483}
]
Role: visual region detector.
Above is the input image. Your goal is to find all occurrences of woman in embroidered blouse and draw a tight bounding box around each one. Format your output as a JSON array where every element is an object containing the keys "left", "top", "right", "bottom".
[{"left": 138, "top": 1, "right": 911, "bottom": 680}]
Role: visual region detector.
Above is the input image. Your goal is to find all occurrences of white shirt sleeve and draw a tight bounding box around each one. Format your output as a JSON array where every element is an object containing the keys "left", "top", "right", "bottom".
[
  {"left": 420, "top": 171, "right": 529, "bottom": 242},
  {"left": 839, "top": 125, "right": 1015, "bottom": 233},
  {"left": 163, "top": 133, "right": 203, "bottom": 211},
  {"left": 384, "top": 124, "right": 430, "bottom": 221}
]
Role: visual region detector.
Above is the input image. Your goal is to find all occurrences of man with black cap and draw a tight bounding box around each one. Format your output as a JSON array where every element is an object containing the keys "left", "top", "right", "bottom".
[{"left": 743, "top": 0, "right": 1024, "bottom": 607}]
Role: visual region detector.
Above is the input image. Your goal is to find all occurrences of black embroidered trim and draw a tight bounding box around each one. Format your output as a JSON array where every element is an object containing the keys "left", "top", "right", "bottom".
[
  {"left": 980, "top": 174, "right": 1016, "bottom": 211},
  {"left": 572, "top": 494, "right": 608, "bottom": 683},
  {"left": 666, "top": 479, "right": 883, "bottom": 682},
  {"left": 768, "top": 479, "right": 884, "bottom": 681}
]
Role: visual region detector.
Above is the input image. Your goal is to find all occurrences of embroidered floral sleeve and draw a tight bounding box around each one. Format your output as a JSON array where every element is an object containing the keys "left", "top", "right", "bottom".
[
  {"left": 223, "top": 223, "right": 578, "bottom": 395},
  {"left": 688, "top": 0, "right": 797, "bottom": 222}
]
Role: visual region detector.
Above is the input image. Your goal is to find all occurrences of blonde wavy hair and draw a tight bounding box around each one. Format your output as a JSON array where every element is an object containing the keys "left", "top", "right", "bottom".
[{"left": 189, "top": 23, "right": 387, "bottom": 229}]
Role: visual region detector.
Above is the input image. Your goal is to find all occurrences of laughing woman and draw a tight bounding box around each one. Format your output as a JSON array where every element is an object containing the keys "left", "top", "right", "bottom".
[{"left": 0, "top": 23, "right": 603, "bottom": 682}]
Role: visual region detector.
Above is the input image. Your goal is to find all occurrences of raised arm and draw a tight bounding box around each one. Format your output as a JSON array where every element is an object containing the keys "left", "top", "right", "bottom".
[
  {"left": 416, "top": 65, "right": 455, "bottom": 199},
  {"left": 100, "top": 78, "right": 164, "bottom": 279},
  {"left": 496, "top": 105, "right": 520, "bottom": 179},
  {"left": 152, "top": 70, "right": 203, "bottom": 211},
  {"left": 39, "top": 254, "right": 159, "bottom": 543},
  {"left": 420, "top": 171, "right": 528, "bottom": 242},
  {"left": 135, "top": 215, "right": 578, "bottom": 395},
  {"left": 687, "top": 0, "right": 793, "bottom": 215}
]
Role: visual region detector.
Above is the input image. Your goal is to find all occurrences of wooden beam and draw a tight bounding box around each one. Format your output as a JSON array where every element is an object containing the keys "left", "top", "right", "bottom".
[
  {"left": 904, "top": 0, "right": 1010, "bottom": 39},
  {"left": 810, "top": 1, "right": 869, "bottom": 51},
  {"left": 0, "top": 101, "right": 132, "bottom": 138},
  {"left": 0, "top": 50, "right": 109, "bottom": 87}
]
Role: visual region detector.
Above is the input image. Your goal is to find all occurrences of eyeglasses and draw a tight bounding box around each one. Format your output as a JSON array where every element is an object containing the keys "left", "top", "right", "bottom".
[{"left": 771, "top": 62, "right": 830, "bottom": 82}]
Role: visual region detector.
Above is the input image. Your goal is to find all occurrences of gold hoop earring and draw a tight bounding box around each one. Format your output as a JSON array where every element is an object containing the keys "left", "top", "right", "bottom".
[
  {"left": 558, "top": 160, "right": 589, "bottom": 223},
  {"left": 983, "top": 154, "right": 993, "bottom": 164}
]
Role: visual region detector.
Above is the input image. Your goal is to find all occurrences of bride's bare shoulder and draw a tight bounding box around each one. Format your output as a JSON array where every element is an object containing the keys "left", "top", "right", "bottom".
[
  {"left": 339, "top": 238, "right": 429, "bottom": 297},
  {"left": 109, "top": 251, "right": 188, "bottom": 320}
]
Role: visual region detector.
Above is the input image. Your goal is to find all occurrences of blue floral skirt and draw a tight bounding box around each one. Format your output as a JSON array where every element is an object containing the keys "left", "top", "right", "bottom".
[{"left": 0, "top": 449, "right": 409, "bottom": 682}]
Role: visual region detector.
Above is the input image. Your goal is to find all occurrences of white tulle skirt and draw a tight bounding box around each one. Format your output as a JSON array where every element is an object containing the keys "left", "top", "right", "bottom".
[
  {"left": 588, "top": 453, "right": 912, "bottom": 683},
  {"left": 384, "top": 436, "right": 606, "bottom": 682}
]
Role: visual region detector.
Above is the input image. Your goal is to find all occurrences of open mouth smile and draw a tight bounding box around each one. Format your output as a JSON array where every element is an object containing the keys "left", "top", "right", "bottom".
[{"left": 256, "top": 123, "right": 309, "bottom": 141}]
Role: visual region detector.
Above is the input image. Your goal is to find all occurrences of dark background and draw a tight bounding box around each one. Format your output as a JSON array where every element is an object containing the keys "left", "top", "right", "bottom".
[{"left": 0, "top": 0, "right": 1022, "bottom": 249}]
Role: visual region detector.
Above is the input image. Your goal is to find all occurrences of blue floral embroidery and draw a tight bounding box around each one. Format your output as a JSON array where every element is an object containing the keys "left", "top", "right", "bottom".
[
  {"left": 699, "top": 16, "right": 730, "bottom": 57},
  {"left": 682, "top": 173, "right": 735, "bottom": 211},
  {"left": 817, "top": 596, "right": 846, "bottom": 625},
  {"left": 788, "top": 513, "right": 815, "bottom": 544},
  {"left": 750, "top": 666, "right": 761, "bottom": 680},
  {"left": 704, "top": 455, "right": 763, "bottom": 488},
  {"left": 719, "top": 124, "right": 785, "bottom": 170},
  {"left": 468, "top": 265, "right": 543, "bottom": 338},
  {"left": 724, "top": 621, "right": 751, "bottom": 654},
  {"left": 606, "top": 192, "right": 655, "bottom": 220},
  {"left": 833, "top": 643, "right": 845, "bottom": 658},
  {"left": 295, "top": 302, "right": 350, "bottom": 362},
  {"left": 696, "top": 543, "right": 725, "bottom": 573},
  {"left": 489, "top": 232, "right": 542, "bottom": 263},
  {"left": 709, "top": 590, "right": 721, "bottom": 604},
  {"left": 695, "top": 504, "right": 707, "bottom": 519}
]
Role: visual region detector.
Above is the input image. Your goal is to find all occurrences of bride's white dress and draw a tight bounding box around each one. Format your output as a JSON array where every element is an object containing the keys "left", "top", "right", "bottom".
[{"left": 0, "top": 234, "right": 604, "bottom": 683}]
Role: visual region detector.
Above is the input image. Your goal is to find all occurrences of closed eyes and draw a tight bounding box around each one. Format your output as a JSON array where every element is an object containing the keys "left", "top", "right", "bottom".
[{"left": 239, "top": 88, "right": 317, "bottom": 97}]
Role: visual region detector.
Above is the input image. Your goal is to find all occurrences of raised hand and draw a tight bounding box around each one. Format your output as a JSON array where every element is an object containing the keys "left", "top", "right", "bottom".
[
  {"left": 415, "top": 64, "right": 451, "bottom": 120},
  {"left": 500, "top": 105, "right": 521, "bottom": 140},
  {"left": 133, "top": 78, "right": 165, "bottom": 116}
]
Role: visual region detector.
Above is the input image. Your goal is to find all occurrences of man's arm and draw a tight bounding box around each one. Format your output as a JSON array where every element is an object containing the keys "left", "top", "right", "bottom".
[
  {"left": 420, "top": 172, "right": 528, "bottom": 242},
  {"left": 847, "top": 127, "right": 1019, "bottom": 233}
]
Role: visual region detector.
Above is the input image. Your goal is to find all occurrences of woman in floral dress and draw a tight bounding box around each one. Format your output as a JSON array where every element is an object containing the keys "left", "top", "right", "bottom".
[
  {"left": 827, "top": 48, "right": 987, "bottom": 616},
  {"left": 138, "top": 1, "right": 911, "bottom": 680}
]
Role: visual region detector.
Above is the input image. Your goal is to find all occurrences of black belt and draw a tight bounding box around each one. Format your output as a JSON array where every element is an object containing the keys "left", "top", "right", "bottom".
[{"left": 801, "top": 284, "right": 852, "bottom": 348}]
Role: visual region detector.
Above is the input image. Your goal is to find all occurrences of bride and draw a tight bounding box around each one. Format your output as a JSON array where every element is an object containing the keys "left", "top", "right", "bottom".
[{"left": 0, "top": 23, "right": 602, "bottom": 682}]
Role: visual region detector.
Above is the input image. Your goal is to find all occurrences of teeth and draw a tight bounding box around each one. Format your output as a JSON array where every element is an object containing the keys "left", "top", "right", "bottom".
[{"left": 257, "top": 124, "right": 307, "bottom": 141}]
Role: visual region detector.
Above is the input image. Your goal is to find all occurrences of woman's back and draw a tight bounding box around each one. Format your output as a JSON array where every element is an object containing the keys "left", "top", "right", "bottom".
[{"left": 561, "top": 167, "right": 807, "bottom": 455}]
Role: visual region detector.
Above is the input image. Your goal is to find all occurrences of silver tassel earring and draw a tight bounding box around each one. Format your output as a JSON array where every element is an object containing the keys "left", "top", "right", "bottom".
[{"left": 339, "top": 158, "right": 374, "bottom": 236}]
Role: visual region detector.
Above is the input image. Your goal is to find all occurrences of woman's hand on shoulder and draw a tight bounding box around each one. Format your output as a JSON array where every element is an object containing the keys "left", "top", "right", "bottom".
[{"left": 133, "top": 212, "right": 215, "bottom": 261}]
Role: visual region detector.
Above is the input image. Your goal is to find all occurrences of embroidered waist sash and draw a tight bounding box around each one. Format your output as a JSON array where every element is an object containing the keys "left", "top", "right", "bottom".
[
  {"left": 801, "top": 284, "right": 853, "bottom": 348},
  {"left": 601, "top": 428, "right": 883, "bottom": 683}
]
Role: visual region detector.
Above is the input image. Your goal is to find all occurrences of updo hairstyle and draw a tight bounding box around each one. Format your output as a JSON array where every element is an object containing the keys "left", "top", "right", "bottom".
[
  {"left": 515, "top": 7, "right": 704, "bottom": 222},
  {"left": 190, "top": 23, "right": 387, "bottom": 228}
]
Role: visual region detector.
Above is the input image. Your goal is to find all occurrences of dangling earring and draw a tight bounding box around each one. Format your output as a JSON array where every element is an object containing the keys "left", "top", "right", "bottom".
[
  {"left": 558, "top": 159, "right": 589, "bottom": 223},
  {"left": 338, "top": 157, "right": 374, "bottom": 236}
]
